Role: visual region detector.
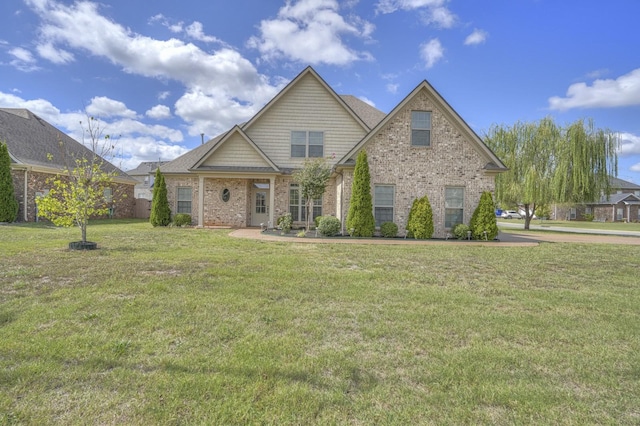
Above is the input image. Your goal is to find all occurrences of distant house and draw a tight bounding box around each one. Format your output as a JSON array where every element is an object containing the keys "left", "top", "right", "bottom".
[
  {"left": 126, "top": 161, "right": 167, "bottom": 200},
  {"left": 0, "top": 108, "right": 136, "bottom": 222},
  {"left": 160, "top": 67, "right": 507, "bottom": 237},
  {"left": 553, "top": 176, "right": 640, "bottom": 222}
]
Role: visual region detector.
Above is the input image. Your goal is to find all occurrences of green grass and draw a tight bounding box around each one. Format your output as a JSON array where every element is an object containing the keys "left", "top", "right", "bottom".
[{"left": 1, "top": 221, "right": 639, "bottom": 424}]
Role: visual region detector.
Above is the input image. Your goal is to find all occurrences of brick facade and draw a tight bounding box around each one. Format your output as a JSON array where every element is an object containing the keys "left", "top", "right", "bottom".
[{"left": 10, "top": 168, "right": 134, "bottom": 222}]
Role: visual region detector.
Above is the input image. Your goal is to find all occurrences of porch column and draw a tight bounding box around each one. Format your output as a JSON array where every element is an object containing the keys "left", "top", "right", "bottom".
[
  {"left": 198, "top": 175, "right": 205, "bottom": 227},
  {"left": 269, "top": 176, "right": 275, "bottom": 228}
]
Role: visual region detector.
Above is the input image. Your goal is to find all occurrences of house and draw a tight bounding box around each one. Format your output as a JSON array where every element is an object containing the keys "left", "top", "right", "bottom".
[
  {"left": 0, "top": 108, "right": 136, "bottom": 222},
  {"left": 553, "top": 176, "right": 640, "bottom": 222},
  {"left": 160, "top": 67, "right": 507, "bottom": 238},
  {"left": 126, "top": 161, "right": 168, "bottom": 200}
]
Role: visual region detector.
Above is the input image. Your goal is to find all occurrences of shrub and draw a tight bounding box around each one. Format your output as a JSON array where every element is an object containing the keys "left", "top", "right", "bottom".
[
  {"left": 346, "top": 150, "right": 375, "bottom": 237},
  {"left": 277, "top": 213, "right": 292, "bottom": 234},
  {"left": 582, "top": 213, "right": 594, "bottom": 222},
  {"left": 470, "top": 191, "right": 499, "bottom": 240},
  {"left": 317, "top": 216, "right": 341, "bottom": 236},
  {"left": 173, "top": 213, "right": 191, "bottom": 227},
  {"left": 406, "top": 195, "right": 434, "bottom": 239},
  {"left": 380, "top": 222, "right": 398, "bottom": 238},
  {"left": 150, "top": 168, "right": 171, "bottom": 227},
  {"left": 452, "top": 223, "right": 470, "bottom": 240},
  {"left": 314, "top": 215, "right": 324, "bottom": 229}
]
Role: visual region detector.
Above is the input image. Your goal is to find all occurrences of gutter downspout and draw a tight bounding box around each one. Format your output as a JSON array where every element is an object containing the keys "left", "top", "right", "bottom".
[{"left": 24, "top": 167, "right": 30, "bottom": 222}]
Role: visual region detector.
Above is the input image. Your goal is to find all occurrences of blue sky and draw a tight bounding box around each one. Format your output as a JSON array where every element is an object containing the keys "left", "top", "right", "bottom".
[{"left": 1, "top": 0, "right": 639, "bottom": 182}]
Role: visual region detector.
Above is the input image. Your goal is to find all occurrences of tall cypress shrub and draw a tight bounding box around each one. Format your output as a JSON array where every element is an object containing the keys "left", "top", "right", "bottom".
[
  {"left": 346, "top": 150, "right": 375, "bottom": 237},
  {"left": 470, "top": 191, "right": 499, "bottom": 240},
  {"left": 150, "top": 168, "right": 171, "bottom": 226},
  {"left": 406, "top": 195, "right": 434, "bottom": 239},
  {"left": 0, "top": 142, "right": 19, "bottom": 223}
]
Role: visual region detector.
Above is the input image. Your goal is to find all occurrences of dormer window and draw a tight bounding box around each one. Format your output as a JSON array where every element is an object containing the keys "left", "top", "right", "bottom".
[
  {"left": 411, "top": 111, "right": 431, "bottom": 147},
  {"left": 291, "top": 131, "right": 324, "bottom": 158}
]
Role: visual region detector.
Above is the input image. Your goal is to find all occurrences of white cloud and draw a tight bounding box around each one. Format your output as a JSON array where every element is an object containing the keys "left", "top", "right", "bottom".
[
  {"left": 420, "top": 38, "right": 444, "bottom": 69},
  {"left": 464, "top": 29, "right": 488, "bottom": 46},
  {"left": 421, "top": 6, "right": 456, "bottom": 28},
  {"left": 248, "top": 0, "right": 374, "bottom": 66},
  {"left": 157, "top": 91, "right": 170, "bottom": 100},
  {"left": 185, "top": 22, "right": 220, "bottom": 43},
  {"left": 358, "top": 96, "right": 375, "bottom": 107},
  {"left": 150, "top": 14, "right": 222, "bottom": 44},
  {"left": 376, "top": 0, "right": 444, "bottom": 14},
  {"left": 386, "top": 83, "right": 399, "bottom": 94},
  {"left": 146, "top": 105, "right": 172, "bottom": 120},
  {"left": 631, "top": 163, "right": 640, "bottom": 172},
  {"left": 24, "top": 0, "right": 284, "bottom": 136},
  {"left": 549, "top": 68, "right": 640, "bottom": 110},
  {"left": 0, "top": 89, "right": 186, "bottom": 168},
  {"left": 36, "top": 42, "right": 74, "bottom": 64},
  {"left": 8, "top": 47, "right": 40, "bottom": 71},
  {"left": 618, "top": 132, "right": 640, "bottom": 157},
  {"left": 86, "top": 96, "right": 137, "bottom": 119}
]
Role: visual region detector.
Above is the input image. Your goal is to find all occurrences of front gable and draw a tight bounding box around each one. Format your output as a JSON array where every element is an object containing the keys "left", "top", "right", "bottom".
[
  {"left": 339, "top": 81, "right": 506, "bottom": 173},
  {"left": 192, "top": 126, "right": 278, "bottom": 172},
  {"left": 242, "top": 67, "right": 372, "bottom": 169}
]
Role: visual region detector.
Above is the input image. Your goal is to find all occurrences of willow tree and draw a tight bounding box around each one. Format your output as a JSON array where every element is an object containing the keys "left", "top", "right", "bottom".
[{"left": 485, "top": 117, "right": 618, "bottom": 229}]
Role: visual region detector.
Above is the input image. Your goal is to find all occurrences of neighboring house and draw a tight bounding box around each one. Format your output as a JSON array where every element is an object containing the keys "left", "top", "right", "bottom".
[
  {"left": 160, "top": 67, "right": 507, "bottom": 238},
  {"left": 553, "top": 177, "right": 640, "bottom": 222},
  {"left": 0, "top": 108, "right": 136, "bottom": 222},
  {"left": 126, "top": 161, "right": 168, "bottom": 200}
]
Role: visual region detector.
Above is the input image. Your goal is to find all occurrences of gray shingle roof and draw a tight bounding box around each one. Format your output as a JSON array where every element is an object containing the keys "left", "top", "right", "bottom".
[
  {"left": 126, "top": 161, "right": 168, "bottom": 176},
  {"left": 595, "top": 192, "right": 640, "bottom": 205},
  {"left": 339, "top": 95, "right": 386, "bottom": 129},
  {"left": 160, "top": 132, "right": 227, "bottom": 174},
  {"left": 609, "top": 176, "right": 640, "bottom": 190},
  {"left": 0, "top": 108, "right": 134, "bottom": 181}
]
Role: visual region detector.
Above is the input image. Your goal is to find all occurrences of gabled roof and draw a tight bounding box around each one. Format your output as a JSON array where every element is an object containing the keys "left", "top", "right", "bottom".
[
  {"left": 126, "top": 161, "right": 168, "bottom": 176},
  {"left": 339, "top": 95, "right": 386, "bottom": 129},
  {"left": 337, "top": 80, "right": 507, "bottom": 171},
  {"left": 0, "top": 108, "right": 134, "bottom": 181},
  {"left": 242, "top": 66, "right": 374, "bottom": 133},
  {"left": 160, "top": 131, "right": 227, "bottom": 174},
  {"left": 595, "top": 192, "right": 640, "bottom": 205},
  {"left": 609, "top": 176, "right": 640, "bottom": 190},
  {"left": 191, "top": 125, "right": 279, "bottom": 173}
]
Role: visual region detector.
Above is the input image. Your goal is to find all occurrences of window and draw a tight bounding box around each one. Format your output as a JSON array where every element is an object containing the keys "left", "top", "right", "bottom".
[
  {"left": 616, "top": 207, "right": 623, "bottom": 221},
  {"left": 374, "top": 185, "right": 394, "bottom": 226},
  {"left": 570, "top": 207, "right": 577, "bottom": 220},
  {"left": 103, "top": 188, "right": 113, "bottom": 203},
  {"left": 445, "top": 187, "right": 464, "bottom": 228},
  {"left": 289, "top": 184, "right": 322, "bottom": 222},
  {"left": 221, "top": 188, "right": 230, "bottom": 202},
  {"left": 291, "top": 131, "right": 324, "bottom": 158},
  {"left": 176, "top": 187, "right": 192, "bottom": 214},
  {"left": 411, "top": 111, "right": 431, "bottom": 146}
]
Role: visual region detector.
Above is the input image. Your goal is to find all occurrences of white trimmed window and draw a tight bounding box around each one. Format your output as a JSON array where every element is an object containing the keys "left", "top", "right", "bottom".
[
  {"left": 289, "top": 184, "right": 322, "bottom": 222},
  {"left": 291, "top": 131, "right": 324, "bottom": 158},
  {"left": 103, "top": 188, "right": 113, "bottom": 203},
  {"left": 176, "top": 187, "right": 192, "bottom": 214},
  {"left": 411, "top": 111, "right": 431, "bottom": 147},
  {"left": 374, "top": 185, "right": 395, "bottom": 226},
  {"left": 445, "top": 187, "right": 464, "bottom": 228}
]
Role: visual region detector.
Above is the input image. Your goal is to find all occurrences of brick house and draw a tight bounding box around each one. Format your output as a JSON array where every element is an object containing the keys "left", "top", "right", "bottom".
[
  {"left": 160, "top": 67, "right": 507, "bottom": 237},
  {"left": 552, "top": 177, "right": 640, "bottom": 222},
  {"left": 0, "top": 108, "right": 136, "bottom": 222}
]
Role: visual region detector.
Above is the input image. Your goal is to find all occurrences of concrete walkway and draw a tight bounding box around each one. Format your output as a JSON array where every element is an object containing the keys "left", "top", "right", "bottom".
[{"left": 497, "top": 220, "right": 640, "bottom": 237}]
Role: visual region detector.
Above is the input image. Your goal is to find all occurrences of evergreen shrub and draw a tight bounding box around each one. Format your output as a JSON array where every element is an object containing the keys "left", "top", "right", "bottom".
[{"left": 380, "top": 222, "right": 398, "bottom": 238}]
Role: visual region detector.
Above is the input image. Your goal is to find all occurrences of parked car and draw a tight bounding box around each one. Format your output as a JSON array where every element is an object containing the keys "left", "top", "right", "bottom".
[{"left": 501, "top": 210, "right": 522, "bottom": 219}]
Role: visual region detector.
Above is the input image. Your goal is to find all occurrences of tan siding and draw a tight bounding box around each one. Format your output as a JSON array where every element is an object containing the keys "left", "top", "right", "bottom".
[
  {"left": 202, "top": 134, "right": 270, "bottom": 168},
  {"left": 245, "top": 73, "right": 367, "bottom": 169}
]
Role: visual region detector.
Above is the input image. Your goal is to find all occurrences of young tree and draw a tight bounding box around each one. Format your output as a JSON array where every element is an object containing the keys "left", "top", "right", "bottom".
[
  {"left": 36, "top": 116, "right": 119, "bottom": 245},
  {"left": 470, "top": 191, "right": 499, "bottom": 240},
  {"left": 346, "top": 150, "right": 375, "bottom": 237},
  {"left": 150, "top": 167, "right": 171, "bottom": 227},
  {"left": 484, "top": 117, "right": 618, "bottom": 229},
  {"left": 0, "top": 141, "right": 19, "bottom": 222},
  {"left": 292, "top": 157, "right": 331, "bottom": 231},
  {"left": 406, "top": 195, "right": 434, "bottom": 239}
]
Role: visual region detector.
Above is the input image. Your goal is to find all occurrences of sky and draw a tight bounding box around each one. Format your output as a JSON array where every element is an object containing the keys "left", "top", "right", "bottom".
[{"left": 1, "top": 0, "right": 640, "bottom": 182}]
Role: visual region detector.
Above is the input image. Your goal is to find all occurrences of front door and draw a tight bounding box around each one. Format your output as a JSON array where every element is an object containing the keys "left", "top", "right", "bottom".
[{"left": 251, "top": 188, "right": 270, "bottom": 227}]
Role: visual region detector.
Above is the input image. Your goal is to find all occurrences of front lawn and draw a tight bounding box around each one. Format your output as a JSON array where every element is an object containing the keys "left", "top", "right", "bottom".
[{"left": 1, "top": 221, "right": 639, "bottom": 424}]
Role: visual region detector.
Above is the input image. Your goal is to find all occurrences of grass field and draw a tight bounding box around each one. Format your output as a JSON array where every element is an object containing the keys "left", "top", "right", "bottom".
[
  {"left": 499, "top": 218, "right": 640, "bottom": 232},
  {"left": 1, "top": 221, "right": 639, "bottom": 424}
]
